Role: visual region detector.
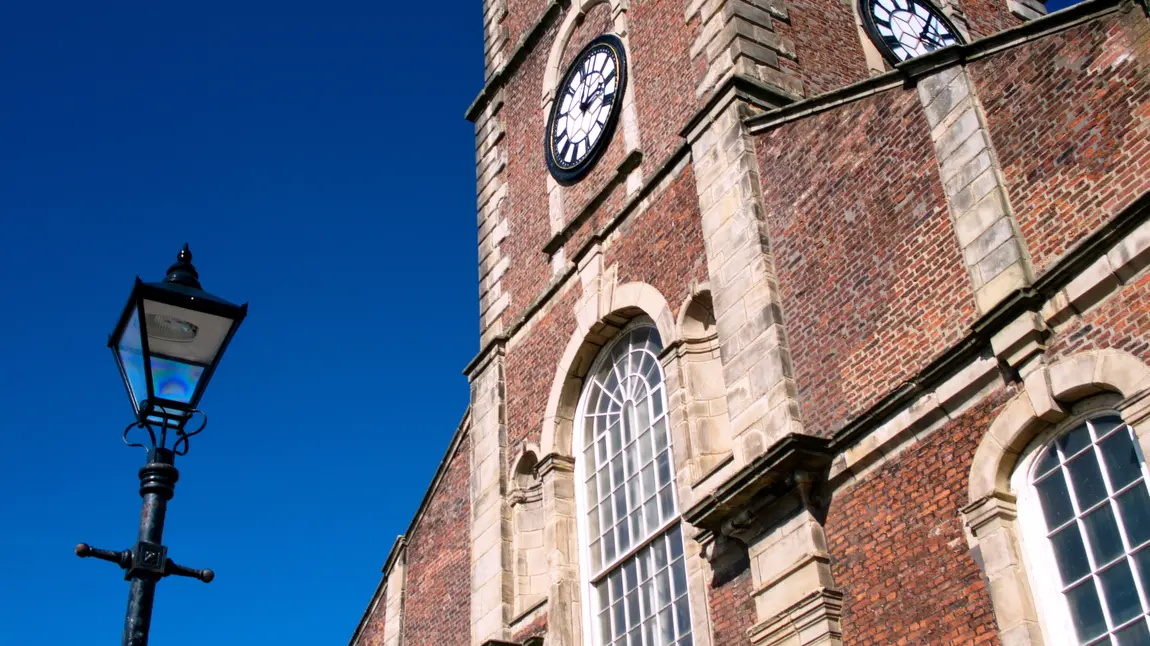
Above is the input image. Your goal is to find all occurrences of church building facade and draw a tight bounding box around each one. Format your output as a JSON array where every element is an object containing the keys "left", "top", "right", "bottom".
[{"left": 350, "top": 0, "right": 1150, "bottom": 643}]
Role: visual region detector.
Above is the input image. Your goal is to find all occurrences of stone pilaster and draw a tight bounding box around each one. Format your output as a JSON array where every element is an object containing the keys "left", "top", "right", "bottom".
[
  {"left": 476, "top": 88, "right": 510, "bottom": 347},
  {"left": 382, "top": 539, "right": 407, "bottom": 646},
  {"left": 477, "top": 0, "right": 511, "bottom": 344},
  {"left": 918, "top": 66, "right": 1034, "bottom": 315},
  {"left": 538, "top": 453, "right": 581, "bottom": 646},
  {"left": 687, "top": 0, "right": 803, "bottom": 100},
  {"left": 483, "top": 0, "right": 509, "bottom": 80},
  {"left": 468, "top": 346, "right": 514, "bottom": 645},
  {"left": 961, "top": 492, "right": 1044, "bottom": 646},
  {"left": 687, "top": 96, "right": 804, "bottom": 465},
  {"left": 740, "top": 496, "right": 841, "bottom": 646}
]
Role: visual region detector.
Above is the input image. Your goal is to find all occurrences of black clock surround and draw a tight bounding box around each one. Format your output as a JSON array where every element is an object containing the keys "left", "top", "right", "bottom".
[{"left": 545, "top": 34, "right": 628, "bottom": 185}]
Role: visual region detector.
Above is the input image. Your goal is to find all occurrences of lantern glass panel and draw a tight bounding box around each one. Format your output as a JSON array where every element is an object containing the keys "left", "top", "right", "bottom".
[
  {"left": 142, "top": 299, "right": 234, "bottom": 366},
  {"left": 116, "top": 312, "right": 148, "bottom": 409},
  {"left": 149, "top": 356, "right": 205, "bottom": 404}
]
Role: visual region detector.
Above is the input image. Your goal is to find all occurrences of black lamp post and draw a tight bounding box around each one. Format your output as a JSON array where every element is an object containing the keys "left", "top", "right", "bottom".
[{"left": 76, "top": 245, "right": 247, "bottom": 646}]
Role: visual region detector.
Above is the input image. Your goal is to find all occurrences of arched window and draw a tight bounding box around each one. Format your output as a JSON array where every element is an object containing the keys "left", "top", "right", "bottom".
[
  {"left": 575, "top": 321, "right": 693, "bottom": 646},
  {"left": 1016, "top": 414, "right": 1150, "bottom": 645}
]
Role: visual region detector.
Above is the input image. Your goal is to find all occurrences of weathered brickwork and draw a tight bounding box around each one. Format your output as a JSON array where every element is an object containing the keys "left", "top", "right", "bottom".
[
  {"left": 604, "top": 169, "right": 709, "bottom": 316},
  {"left": 709, "top": 564, "right": 757, "bottom": 646},
  {"left": 356, "top": 605, "right": 385, "bottom": 646},
  {"left": 500, "top": 23, "right": 561, "bottom": 326},
  {"left": 826, "top": 391, "right": 1009, "bottom": 645},
  {"left": 971, "top": 9, "right": 1150, "bottom": 274},
  {"left": 630, "top": 0, "right": 704, "bottom": 163},
  {"left": 505, "top": 287, "right": 581, "bottom": 457},
  {"left": 402, "top": 437, "right": 471, "bottom": 646},
  {"left": 957, "top": 0, "right": 1023, "bottom": 39},
  {"left": 506, "top": 0, "right": 550, "bottom": 52},
  {"left": 756, "top": 88, "right": 978, "bottom": 437},
  {"left": 1049, "top": 266, "right": 1150, "bottom": 363},
  {"left": 771, "top": 0, "right": 870, "bottom": 96},
  {"left": 512, "top": 610, "right": 549, "bottom": 643}
]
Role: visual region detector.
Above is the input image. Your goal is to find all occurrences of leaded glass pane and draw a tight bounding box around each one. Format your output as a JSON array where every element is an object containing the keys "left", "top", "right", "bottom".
[
  {"left": 1032, "top": 416, "right": 1150, "bottom": 644},
  {"left": 578, "top": 325, "right": 691, "bottom": 646}
]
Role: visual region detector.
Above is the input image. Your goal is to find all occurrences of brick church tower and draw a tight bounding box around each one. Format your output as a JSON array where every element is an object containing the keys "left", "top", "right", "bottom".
[{"left": 350, "top": 0, "right": 1150, "bottom": 643}]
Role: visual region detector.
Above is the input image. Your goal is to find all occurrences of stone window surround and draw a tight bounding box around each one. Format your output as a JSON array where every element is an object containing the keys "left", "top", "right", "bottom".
[
  {"left": 1010, "top": 404, "right": 1150, "bottom": 645},
  {"left": 537, "top": 276, "right": 719, "bottom": 646},
  {"left": 964, "top": 350, "right": 1150, "bottom": 646},
  {"left": 571, "top": 317, "right": 693, "bottom": 646}
]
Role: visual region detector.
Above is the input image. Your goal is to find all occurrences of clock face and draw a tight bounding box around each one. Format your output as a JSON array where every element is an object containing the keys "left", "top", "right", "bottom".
[
  {"left": 861, "top": 0, "right": 963, "bottom": 64},
  {"left": 545, "top": 34, "right": 628, "bottom": 184}
]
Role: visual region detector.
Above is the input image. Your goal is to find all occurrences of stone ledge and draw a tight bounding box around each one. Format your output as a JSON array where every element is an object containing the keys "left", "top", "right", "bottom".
[
  {"left": 746, "top": 587, "right": 844, "bottom": 646},
  {"left": 543, "top": 149, "right": 644, "bottom": 256},
  {"left": 744, "top": 0, "right": 1129, "bottom": 135},
  {"left": 682, "top": 434, "right": 833, "bottom": 537}
]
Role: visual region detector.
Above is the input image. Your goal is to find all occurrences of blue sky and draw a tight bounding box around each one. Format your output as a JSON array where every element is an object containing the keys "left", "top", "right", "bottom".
[
  {"left": 0, "top": 0, "right": 1089, "bottom": 644},
  {"left": 0, "top": 1, "right": 482, "bottom": 643}
]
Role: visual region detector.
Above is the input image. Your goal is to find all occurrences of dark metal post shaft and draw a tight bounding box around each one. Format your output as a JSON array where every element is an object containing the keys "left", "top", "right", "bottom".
[{"left": 123, "top": 448, "right": 179, "bottom": 646}]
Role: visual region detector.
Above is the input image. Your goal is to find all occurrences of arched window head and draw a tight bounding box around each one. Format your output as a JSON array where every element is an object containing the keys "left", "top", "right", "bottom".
[
  {"left": 1015, "top": 413, "right": 1150, "bottom": 645},
  {"left": 575, "top": 320, "right": 694, "bottom": 646}
]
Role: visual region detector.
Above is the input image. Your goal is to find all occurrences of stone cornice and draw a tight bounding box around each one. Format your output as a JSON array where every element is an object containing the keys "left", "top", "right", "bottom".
[
  {"left": 464, "top": 334, "right": 508, "bottom": 379},
  {"left": 467, "top": 0, "right": 570, "bottom": 123},
  {"left": 683, "top": 434, "right": 833, "bottom": 535},
  {"left": 745, "top": 0, "right": 1130, "bottom": 134},
  {"left": 681, "top": 73, "right": 798, "bottom": 143}
]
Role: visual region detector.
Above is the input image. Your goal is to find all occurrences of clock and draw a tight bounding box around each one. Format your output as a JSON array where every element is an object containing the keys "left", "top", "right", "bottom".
[
  {"left": 860, "top": 0, "right": 963, "bottom": 65},
  {"left": 545, "top": 34, "right": 628, "bottom": 184}
]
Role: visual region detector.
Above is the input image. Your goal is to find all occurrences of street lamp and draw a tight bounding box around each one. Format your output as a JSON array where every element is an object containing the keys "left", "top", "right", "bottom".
[{"left": 76, "top": 244, "right": 247, "bottom": 646}]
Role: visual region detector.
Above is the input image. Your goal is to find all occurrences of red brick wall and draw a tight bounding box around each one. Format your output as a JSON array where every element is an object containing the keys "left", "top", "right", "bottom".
[
  {"left": 355, "top": 599, "right": 386, "bottom": 646},
  {"left": 506, "top": 0, "right": 550, "bottom": 51},
  {"left": 754, "top": 88, "right": 978, "bottom": 437},
  {"left": 500, "top": 23, "right": 560, "bottom": 326},
  {"left": 773, "top": 0, "right": 871, "bottom": 96},
  {"left": 958, "top": 0, "right": 1023, "bottom": 40},
  {"left": 971, "top": 9, "right": 1150, "bottom": 274},
  {"left": 630, "top": 0, "right": 703, "bottom": 163},
  {"left": 1048, "top": 266, "right": 1150, "bottom": 364},
  {"left": 605, "top": 168, "right": 709, "bottom": 316},
  {"left": 826, "top": 390, "right": 1010, "bottom": 644},
  {"left": 506, "top": 286, "right": 580, "bottom": 455},
  {"left": 401, "top": 436, "right": 472, "bottom": 646},
  {"left": 709, "top": 562, "right": 757, "bottom": 646}
]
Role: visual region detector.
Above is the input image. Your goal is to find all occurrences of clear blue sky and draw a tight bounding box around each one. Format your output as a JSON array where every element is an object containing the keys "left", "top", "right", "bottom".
[{"left": 0, "top": 1, "right": 482, "bottom": 643}]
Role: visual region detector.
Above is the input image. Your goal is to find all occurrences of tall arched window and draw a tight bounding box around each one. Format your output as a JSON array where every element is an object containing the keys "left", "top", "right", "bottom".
[
  {"left": 575, "top": 321, "right": 693, "bottom": 646},
  {"left": 1016, "top": 414, "right": 1150, "bottom": 645}
]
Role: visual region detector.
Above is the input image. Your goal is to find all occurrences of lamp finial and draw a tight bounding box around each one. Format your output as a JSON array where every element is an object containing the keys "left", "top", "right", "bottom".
[{"left": 164, "top": 244, "right": 202, "bottom": 288}]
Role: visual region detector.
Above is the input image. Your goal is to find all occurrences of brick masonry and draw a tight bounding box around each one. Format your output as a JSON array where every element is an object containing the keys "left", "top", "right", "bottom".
[
  {"left": 971, "top": 7, "right": 1150, "bottom": 275},
  {"left": 826, "top": 390, "right": 1008, "bottom": 645},
  {"left": 402, "top": 437, "right": 471, "bottom": 646},
  {"left": 755, "top": 86, "right": 978, "bottom": 437}
]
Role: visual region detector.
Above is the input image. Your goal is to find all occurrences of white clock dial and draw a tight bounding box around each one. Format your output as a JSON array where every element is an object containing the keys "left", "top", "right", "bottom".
[
  {"left": 864, "top": 0, "right": 961, "bottom": 63},
  {"left": 546, "top": 35, "right": 627, "bottom": 183}
]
